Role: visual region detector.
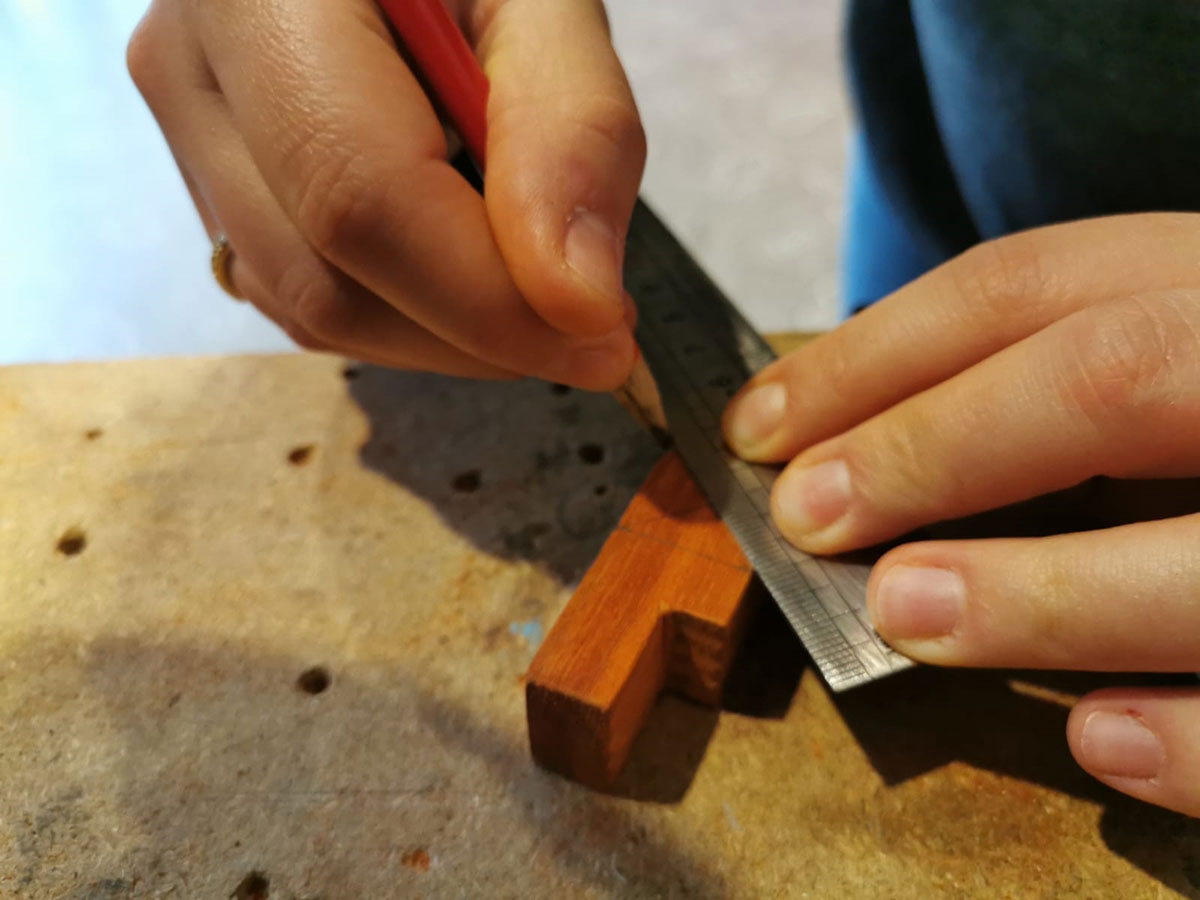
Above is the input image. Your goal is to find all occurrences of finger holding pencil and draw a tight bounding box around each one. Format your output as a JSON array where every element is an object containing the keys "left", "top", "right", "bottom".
[
  {"left": 378, "top": 0, "right": 665, "bottom": 427},
  {"left": 128, "top": 0, "right": 649, "bottom": 391}
]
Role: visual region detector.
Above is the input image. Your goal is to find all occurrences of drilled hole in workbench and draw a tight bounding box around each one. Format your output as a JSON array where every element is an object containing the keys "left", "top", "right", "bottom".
[
  {"left": 550, "top": 383, "right": 571, "bottom": 395},
  {"left": 452, "top": 470, "right": 481, "bottom": 493},
  {"left": 56, "top": 527, "right": 86, "bottom": 557},
  {"left": 232, "top": 871, "right": 270, "bottom": 900},
  {"left": 287, "top": 444, "right": 314, "bottom": 466},
  {"left": 296, "top": 667, "right": 330, "bottom": 695},
  {"left": 402, "top": 848, "right": 431, "bottom": 871},
  {"left": 578, "top": 444, "right": 604, "bottom": 465},
  {"left": 83, "top": 428, "right": 103, "bottom": 440}
]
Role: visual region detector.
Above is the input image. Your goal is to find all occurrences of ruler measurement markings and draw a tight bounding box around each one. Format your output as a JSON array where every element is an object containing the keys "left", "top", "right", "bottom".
[
  {"left": 637, "top": 301, "right": 872, "bottom": 686},
  {"left": 626, "top": 203, "right": 906, "bottom": 690}
]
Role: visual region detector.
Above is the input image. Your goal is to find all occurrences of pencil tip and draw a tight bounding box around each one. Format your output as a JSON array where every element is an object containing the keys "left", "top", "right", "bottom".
[{"left": 614, "top": 356, "right": 669, "bottom": 442}]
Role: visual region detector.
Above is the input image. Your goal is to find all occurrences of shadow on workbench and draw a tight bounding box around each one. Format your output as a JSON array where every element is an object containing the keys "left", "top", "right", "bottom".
[
  {"left": 346, "top": 365, "right": 662, "bottom": 585},
  {"left": 836, "top": 662, "right": 1200, "bottom": 897},
  {"left": 611, "top": 589, "right": 806, "bottom": 803},
  {"left": 348, "top": 365, "right": 737, "bottom": 806},
  {"left": 340, "top": 364, "right": 1200, "bottom": 893},
  {"left": 835, "top": 480, "right": 1200, "bottom": 897},
  {"left": 822, "top": 477, "right": 1200, "bottom": 895},
  {"left": 717, "top": 598, "right": 1200, "bottom": 895},
  {"left": 62, "top": 634, "right": 733, "bottom": 898}
]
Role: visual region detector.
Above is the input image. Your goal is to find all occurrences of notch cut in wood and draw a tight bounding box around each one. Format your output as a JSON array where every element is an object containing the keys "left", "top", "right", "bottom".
[{"left": 525, "top": 450, "right": 759, "bottom": 789}]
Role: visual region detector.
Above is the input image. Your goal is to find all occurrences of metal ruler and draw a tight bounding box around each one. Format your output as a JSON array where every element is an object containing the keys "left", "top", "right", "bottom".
[{"left": 625, "top": 201, "right": 911, "bottom": 691}]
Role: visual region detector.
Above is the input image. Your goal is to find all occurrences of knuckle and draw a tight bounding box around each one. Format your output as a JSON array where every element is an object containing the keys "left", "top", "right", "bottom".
[
  {"left": 807, "top": 334, "right": 859, "bottom": 409},
  {"left": 853, "top": 406, "right": 968, "bottom": 520},
  {"left": 1056, "top": 295, "right": 1197, "bottom": 427},
  {"left": 495, "top": 89, "right": 646, "bottom": 175},
  {"left": 292, "top": 146, "right": 390, "bottom": 261},
  {"left": 126, "top": 8, "right": 166, "bottom": 97},
  {"left": 774, "top": 337, "right": 858, "bottom": 444},
  {"left": 945, "top": 232, "right": 1056, "bottom": 323},
  {"left": 275, "top": 264, "right": 357, "bottom": 342},
  {"left": 576, "top": 94, "right": 646, "bottom": 168},
  {"left": 1021, "top": 550, "right": 1083, "bottom": 664}
]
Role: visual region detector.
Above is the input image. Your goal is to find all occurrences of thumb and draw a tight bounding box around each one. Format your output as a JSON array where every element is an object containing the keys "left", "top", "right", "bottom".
[{"left": 478, "top": 0, "right": 646, "bottom": 337}]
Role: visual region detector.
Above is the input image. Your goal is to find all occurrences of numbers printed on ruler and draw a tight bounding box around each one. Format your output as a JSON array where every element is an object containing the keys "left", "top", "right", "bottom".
[{"left": 625, "top": 201, "right": 910, "bottom": 691}]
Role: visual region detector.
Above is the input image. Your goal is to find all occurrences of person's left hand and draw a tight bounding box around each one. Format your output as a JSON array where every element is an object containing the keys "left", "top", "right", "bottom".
[{"left": 721, "top": 212, "right": 1200, "bottom": 817}]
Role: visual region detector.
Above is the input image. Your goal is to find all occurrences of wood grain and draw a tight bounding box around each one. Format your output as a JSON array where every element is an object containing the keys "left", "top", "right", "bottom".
[
  {"left": 525, "top": 450, "right": 759, "bottom": 788},
  {"left": 523, "top": 333, "right": 817, "bottom": 788}
]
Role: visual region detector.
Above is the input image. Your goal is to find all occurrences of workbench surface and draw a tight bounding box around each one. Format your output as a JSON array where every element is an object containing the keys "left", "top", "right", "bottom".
[{"left": 2, "top": 352, "right": 1196, "bottom": 899}]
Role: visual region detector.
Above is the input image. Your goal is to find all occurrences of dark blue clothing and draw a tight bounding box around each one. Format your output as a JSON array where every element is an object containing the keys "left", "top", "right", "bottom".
[{"left": 842, "top": 0, "right": 1200, "bottom": 314}]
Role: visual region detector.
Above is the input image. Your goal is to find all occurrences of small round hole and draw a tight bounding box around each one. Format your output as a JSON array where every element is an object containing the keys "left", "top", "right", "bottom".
[
  {"left": 83, "top": 428, "right": 103, "bottom": 441},
  {"left": 594, "top": 485, "right": 608, "bottom": 497},
  {"left": 287, "top": 445, "right": 314, "bottom": 465},
  {"left": 452, "top": 470, "right": 481, "bottom": 493},
  {"left": 578, "top": 444, "right": 604, "bottom": 465},
  {"left": 402, "top": 848, "right": 431, "bottom": 871},
  {"left": 232, "top": 872, "right": 270, "bottom": 900},
  {"left": 56, "top": 527, "right": 86, "bottom": 557},
  {"left": 296, "top": 667, "right": 330, "bottom": 695}
]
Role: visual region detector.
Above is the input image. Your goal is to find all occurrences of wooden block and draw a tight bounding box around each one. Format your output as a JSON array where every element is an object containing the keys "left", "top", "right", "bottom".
[{"left": 525, "top": 450, "right": 758, "bottom": 788}]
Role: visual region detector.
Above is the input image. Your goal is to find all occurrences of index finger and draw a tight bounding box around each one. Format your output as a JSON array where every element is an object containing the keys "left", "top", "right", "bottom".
[
  {"left": 769, "top": 291, "right": 1200, "bottom": 554},
  {"left": 723, "top": 214, "right": 1200, "bottom": 461},
  {"left": 188, "top": 0, "right": 634, "bottom": 389}
]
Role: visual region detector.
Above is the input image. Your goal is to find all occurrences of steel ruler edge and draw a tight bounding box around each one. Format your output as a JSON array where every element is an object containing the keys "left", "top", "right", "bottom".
[{"left": 625, "top": 200, "right": 912, "bottom": 691}]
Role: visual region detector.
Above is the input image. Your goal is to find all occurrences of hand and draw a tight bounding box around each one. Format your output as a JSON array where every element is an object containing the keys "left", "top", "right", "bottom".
[
  {"left": 723, "top": 213, "right": 1200, "bottom": 816},
  {"left": 127, "top": 0, "right": 645, "bottom": 389}
]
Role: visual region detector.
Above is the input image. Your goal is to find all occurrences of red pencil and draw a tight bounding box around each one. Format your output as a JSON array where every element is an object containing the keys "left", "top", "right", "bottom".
[
  {"left": 376, "top": 0, "right": 667, "bottom": 431},
  {"left": 376, "top": 0, "right": 490, "bottom": 167}
]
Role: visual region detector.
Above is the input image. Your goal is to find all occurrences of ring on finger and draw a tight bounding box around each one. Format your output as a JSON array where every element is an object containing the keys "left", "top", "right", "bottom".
[{"left": 210, "top": 233, "right": 244, "bottom": 300}]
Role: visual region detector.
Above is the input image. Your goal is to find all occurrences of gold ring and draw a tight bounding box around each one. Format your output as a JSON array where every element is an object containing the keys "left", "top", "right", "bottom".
[{"left": 210, "top": 233, "right": 243, "bottom": 300}]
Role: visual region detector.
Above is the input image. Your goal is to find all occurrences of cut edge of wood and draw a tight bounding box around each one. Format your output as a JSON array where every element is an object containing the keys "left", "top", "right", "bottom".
[{"left": 525, "top": 451, "right": 757, "bottom": 789}]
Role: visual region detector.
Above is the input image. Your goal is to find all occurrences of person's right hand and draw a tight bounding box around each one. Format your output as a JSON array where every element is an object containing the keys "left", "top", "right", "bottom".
[{"left": 127, "top": 0, "right": 645, "bottom": 389}]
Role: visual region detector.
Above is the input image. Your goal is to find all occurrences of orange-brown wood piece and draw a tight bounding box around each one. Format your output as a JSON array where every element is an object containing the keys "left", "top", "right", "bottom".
[{"left": 525, "top": 450, "right": 759, "bottom": 788}]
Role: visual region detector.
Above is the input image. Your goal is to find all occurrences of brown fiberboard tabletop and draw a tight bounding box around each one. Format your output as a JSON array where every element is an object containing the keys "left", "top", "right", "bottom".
[{"left": 1, "top": 348, "right": 1197, "bottom": 898}]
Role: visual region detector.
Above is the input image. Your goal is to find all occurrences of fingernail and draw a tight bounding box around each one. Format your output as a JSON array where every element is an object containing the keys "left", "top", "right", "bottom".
[
  {"left": 874, "top": 566, "right": 965, "bottom": 640},
  {"left": 1080, "top": 712, "right": 1164, "bottom": 780},
  {"left": 725, "top": 382, "right": 787, "bottom": 455},
  {"left": 565, "top": 208, "right": 623, "bottom": 303},
  {"left": 774, "top": 459, "right": 851, "bottom": 539}
]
